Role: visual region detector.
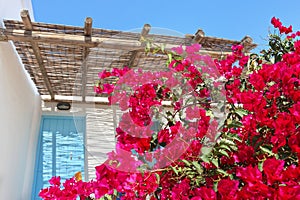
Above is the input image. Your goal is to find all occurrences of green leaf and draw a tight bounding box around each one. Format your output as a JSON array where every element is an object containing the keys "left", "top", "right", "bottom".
[
  {"left": 227, "top": 133, "right": 242, "bottom": 142},
  {"left": 213, "top": 181, "right": 218, "bottom": 192},
  {"left": 218, "top": 149, "right": 229, "bottom": 157},
  {"left": 258, "top": 161, "right": 263, "bottom": 172},
  {"left": 181, "top": 159, "right": 191, "bottom": 167},
  {"left": 161, "top": 44, "right": 165, "bottom": 53},
  {"left": 206, "top": 110, "right": 214, "bottom": 118},
  {"left": 192, "top": 161, "right": 203, "bottom": 173},
  {"left": 229, "top": 145, "right": 238, "bottom": 151},
  {"left": 200, "top": 154, "right": 211, "bottom": 163},
  {"left": 217, "top": 169, "right": 228, "bottom": 176},
  {"left": 227, "top": 120, "right": 243, "bottom": 128},
  {"left": 106, "top": 195, "right": 113, "bottom": 200},
  {"left": 146, "top": 42, "right": 151, "bottom": 50},
  {"left": 186, "top": 170, "right": 196, "bottom": 176},
  {"left": 99, "top": 194, "right": 113, "bottom": 200},
  {"left": 211, "top": 158, "right": 219, "bottom": 168},
  {"left": 155, "top": 173, "right": 160, "bottom": 184},
  {"left": 195, "top": 178, "right": 202, "bottom": 186},
  {"left": 168, "top": 53, "right": 173, "bottom": 64},
  {"left": 171, "top": 166, "right": 179, "bottom": 176},
  {"left": 153, "top": 47, "right": 160, "bottom": 54},
  {"left": 201, "top": 146, "right": 213, "bottom": 155},
  {"left": 214, "top": 131, "right": 223, "bottom": 141},
  {"left": 260, "top": 146, "right": 274, "bottom": 156},
  {"left": 219, "top": 138, "right": 236, "bottom": 146},
  {"left": 188, "top": 174, "right": 195, "bottom": 179},
  {"left": 218, "top": 144, "right": 232, "bottom": 152},
  {"left": 235, "top": 108, "right": 248, "bottom": 118}
]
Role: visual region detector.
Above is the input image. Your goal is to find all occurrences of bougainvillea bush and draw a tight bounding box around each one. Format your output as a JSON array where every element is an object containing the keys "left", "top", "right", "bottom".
[{"left": 39, "top": 18, "right": 300, "bottom": 200}]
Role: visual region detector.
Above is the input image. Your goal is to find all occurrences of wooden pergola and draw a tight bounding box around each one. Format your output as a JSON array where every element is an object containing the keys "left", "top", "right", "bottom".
[{"left": 0, "top": 10, "right": 257, "bottom": 103}]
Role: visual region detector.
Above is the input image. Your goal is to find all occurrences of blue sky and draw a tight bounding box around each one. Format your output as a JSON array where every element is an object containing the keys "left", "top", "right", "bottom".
[{"left": 31, "top": 0, "right": 300, "bottom": 52}]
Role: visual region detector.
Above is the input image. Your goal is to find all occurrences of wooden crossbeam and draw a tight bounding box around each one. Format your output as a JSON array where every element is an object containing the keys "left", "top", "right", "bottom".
[
  {"left": 127, "top": 51, "right": 138, "bottom": 67},
  {"left": 0, "top": 26, "right": 234, "bottom": 56},
  {"left": 31, "top": 44, "right": 55, "bottom": 99},
  {"left": 20, "top": 10, "right": 55, "bottom": 100},
  {"left": 0, "top": 28, "right": 141, "bottom": 49},
  {"left": 0, "top": 26, "right": 255, "bottom": 53}
]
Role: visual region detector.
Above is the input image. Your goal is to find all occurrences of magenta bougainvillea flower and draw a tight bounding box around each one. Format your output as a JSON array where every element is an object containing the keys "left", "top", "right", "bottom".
[{"left": 40, "top": 18, "right": 300, "bottom": 200}]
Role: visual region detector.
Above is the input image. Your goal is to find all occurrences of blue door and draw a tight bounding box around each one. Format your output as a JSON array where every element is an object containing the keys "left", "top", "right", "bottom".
[{"left": 32, "top": 115, "right": 86, "bottom": 199}]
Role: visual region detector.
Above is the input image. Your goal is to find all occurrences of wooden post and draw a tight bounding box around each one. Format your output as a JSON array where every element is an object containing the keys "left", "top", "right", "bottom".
[
  {"left": 140, "top": 24, "right": 151, "bottom": 41},
  {"left": 20, "top": 10, "right": 33, "bottom": 30},
  {"left": 84, "top": 17, "right": 93, "bottom": 37},
  {"left": 240, "top": 36, "right": 254, "bottom": 51},
  {"left": 127, "top": 24, "right": 151, "bottom": 67},
  {"left": 194, "top": 29, "right": 205, "bottom": 43},
  {"left": 82, "top": 17, "right": 93, "bottom": 102}
]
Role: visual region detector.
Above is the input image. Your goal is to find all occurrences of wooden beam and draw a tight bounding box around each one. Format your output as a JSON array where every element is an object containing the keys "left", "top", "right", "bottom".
[
  {"left": 127, "top": 51, "right": 138, "bottom": 67},
  {"left": 20, "top": 10, "right": 33, "bottom": 31},
  {"left": 20, "top": 10, "right": 55, "bottom": 99},
  {"left": 240, "top": 36, "right": 257, "bottom": 51},
  {"left": 1, "top": 28, "right": 141, "bottom": 49},
  {"left": 0, "top": 27, "right": 250, "bottom": 54},
  {"left": 81, "top": 47, "right": 89, "bottom": 102},
  {"left": 82, "top": 17, "right": 93, "bottom": 102},
  {"left": 128, "top": 24, "right": 151, "bottom": 67},
  {"left": 194, "top": 29, "right": 205, "bottom": 43},
  {"left": 185, "top": 34, "right": 194, "bottom": 39},
  {"left": 31, "top": 42, "right": 55, "bottom": 99},
  {"left": 240, "top": 35, "right": 253, "bottom": 44},
  {"left": 0, "top": 29, "right": 235, "bottom": 56},
  {"left": 43, "top": 98, "right": 174, "bottom": 107},
  {"left": 84, "top": 17, "right": 93, "bottom": 36},
  {"left": 140, "top": 24, "right": 151, "bottom": 41}
]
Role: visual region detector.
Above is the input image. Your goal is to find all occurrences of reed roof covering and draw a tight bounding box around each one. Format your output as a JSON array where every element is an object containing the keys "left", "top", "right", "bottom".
[{"left": 0, "top": 10, "right": 257, "bottom": 103}]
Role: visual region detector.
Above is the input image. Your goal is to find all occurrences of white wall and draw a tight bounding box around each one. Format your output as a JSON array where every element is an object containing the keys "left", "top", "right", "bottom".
[{"left": 0, "top": 0, "right": 42, "bottom": 199}]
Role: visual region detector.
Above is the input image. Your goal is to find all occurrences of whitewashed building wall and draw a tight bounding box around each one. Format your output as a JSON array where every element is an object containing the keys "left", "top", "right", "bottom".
[{"left": 0, "top": 0, "right": 42, "bottom": 199}]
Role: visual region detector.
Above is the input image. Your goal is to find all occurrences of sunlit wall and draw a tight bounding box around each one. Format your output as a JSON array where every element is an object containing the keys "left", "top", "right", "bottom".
[{"left": 0, "top": 0, "right": 42, "bottom": 199}]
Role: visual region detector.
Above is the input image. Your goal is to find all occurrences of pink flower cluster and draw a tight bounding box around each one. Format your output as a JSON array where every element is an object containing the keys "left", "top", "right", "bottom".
[
  {"left": 271, "top": 17, "right": 293, "bottom": 34},
  {"left": 39, "top": 18, "right": 300, "bottom": 199},
  {"left": 39, "top": 176, "right": 95, "bottom": 200}
]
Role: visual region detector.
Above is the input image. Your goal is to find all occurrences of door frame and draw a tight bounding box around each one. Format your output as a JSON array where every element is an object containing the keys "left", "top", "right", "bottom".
[{"left": 31, "top": 115, "right": 86, "bottom": 199}]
